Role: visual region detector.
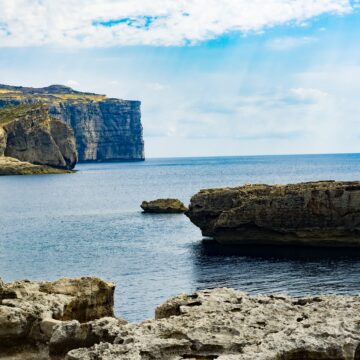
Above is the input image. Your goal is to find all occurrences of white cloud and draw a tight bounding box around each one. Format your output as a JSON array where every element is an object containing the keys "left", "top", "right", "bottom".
[
  {"left": 266, "top": 36, "right": 317, "bottom": 50},
  {"left": 146, "top": 82, "right": 168, "bottom": 91},
  {"left": 290, "top": 87, "right": 329, "bottom": 101},
  {"left": 66, "top": 79, "right": 80, "bottom": 87},
  {"left": 0, "top": 0, "right": 353, "bottom": 47}
]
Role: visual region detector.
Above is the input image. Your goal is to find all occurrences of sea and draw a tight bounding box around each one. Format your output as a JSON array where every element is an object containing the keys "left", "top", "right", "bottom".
[{"left": 1, "top": 154, "right": 360, "bottom": 322}]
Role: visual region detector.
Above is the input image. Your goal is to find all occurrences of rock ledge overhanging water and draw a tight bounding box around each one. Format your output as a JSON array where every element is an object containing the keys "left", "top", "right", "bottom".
[{"left": 186, "top": 181, "right": 360, "bottom": 247}]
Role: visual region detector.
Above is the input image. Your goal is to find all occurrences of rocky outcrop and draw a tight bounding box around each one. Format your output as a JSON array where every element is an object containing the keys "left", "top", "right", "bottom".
[
  {"left": 0, "top": 157, "right": 72, "bottom": 176},
  {"left": 141, "top": 199, "right": 188, "bottom": 213},
  {"left": 2, "top": 277, "right": 360, "bottom": 359},
  {"left": 67, "top": 288, "right": 360, "bottom": 360},
  {"left": 0, "top": 104, "right": 77, "bottom": 173},
  {"left": 0, "top": 84, "right": 145, "bottom": 162},
  {"left": 0, "top": 277, "right": 115, "bottom": 351},
  {"left": 186, "top": 181, "right": 360, "bottom": 247}
]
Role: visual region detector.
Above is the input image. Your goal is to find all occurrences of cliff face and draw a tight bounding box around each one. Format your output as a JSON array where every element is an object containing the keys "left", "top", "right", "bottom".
[
  {"left": 0, "top": 104, "right": 77, "bottom": 172},
  {"left": 186, "top": 181, "right": 360, "bottom": 247},
  {"left": 49, "top": 99, "right": 144, "bottom": 162},
  {"left": 0, "top": 84, "right": 145, "bottom": 162}
]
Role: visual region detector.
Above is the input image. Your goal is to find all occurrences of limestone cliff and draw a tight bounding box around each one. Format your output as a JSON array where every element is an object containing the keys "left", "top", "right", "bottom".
[
  {"left": 186, "top": 181, "right": 360, "bottom": 246},
  {"left": 0, "top": 104, "right": 77, "bottom": 173},
  {"left": 0, "top": 84, "right": 145, "bottom": 162}
]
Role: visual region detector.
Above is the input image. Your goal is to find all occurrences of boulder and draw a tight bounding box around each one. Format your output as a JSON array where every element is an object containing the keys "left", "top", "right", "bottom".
[
  {"left": 186, "top": 181, "right": 360, "bottom": 247},
  {"left": 0, "top": 277, "right": 115, "bottom": 349},
  {"left": 141, "top": 199, "right": 187, "bottom": 214},
  {"left": 66, "top": 288, "right": 360, "bottom": 360}
]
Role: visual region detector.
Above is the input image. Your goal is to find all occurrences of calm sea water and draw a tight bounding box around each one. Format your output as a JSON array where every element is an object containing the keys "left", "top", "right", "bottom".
[{"left": 1, "top": 154, "right": 360, "bottom": 322}]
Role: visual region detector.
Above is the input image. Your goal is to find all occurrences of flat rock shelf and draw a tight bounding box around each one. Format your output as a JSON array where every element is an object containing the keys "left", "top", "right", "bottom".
[{"left": 186, "top": 181, "right": 360, "bottom": 247}]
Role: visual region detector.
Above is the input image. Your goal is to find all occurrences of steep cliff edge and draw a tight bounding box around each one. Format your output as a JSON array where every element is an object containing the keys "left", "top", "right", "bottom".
[
  {"left": 0, "top": 84, "right": 145, "bottom": 162},
  {"left": 0, "top": 104, "right": 77, "bottom": 174},
  {"left": 186, "top": 181, "right": 360, "bottom": 246}
]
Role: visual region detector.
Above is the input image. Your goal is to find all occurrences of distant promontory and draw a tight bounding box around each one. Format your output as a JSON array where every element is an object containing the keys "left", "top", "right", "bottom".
[{"left": 0, "top": 84, "right": 145, "bottom": 162}]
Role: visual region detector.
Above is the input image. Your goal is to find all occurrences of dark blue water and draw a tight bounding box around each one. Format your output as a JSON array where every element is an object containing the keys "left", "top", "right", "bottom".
[{"left": 1, "top": 154, "right": 360, "bottom": 322}]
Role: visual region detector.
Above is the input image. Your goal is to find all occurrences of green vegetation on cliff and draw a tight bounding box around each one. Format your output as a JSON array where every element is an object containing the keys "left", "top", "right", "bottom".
[
  {"left": 0, "top": 85, "right": 106, "bottom": 105},
  {"left": 0, "top": 103, "right": 46, "bottom": 126}
]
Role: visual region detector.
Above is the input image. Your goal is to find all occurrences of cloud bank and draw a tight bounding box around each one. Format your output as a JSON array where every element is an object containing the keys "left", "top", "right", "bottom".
[{"left": 0, "top": 0, "right": 353, "bottom": 47}]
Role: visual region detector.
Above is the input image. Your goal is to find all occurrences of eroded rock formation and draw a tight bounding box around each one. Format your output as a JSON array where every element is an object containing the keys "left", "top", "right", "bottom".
[
  {"left": 141, "top": 198, "right": 188, "bottom": 213},
  {"left": 2, "top": 277, "right": 360, "bottom": 359},
  {"left": 186, "top": 181, "right": 360, "bottom": 246},
  {"left": 0, "top": 104, "right": 77, "bottom": 174},
  {"left": 0, "top": 84, "right": 145, "bottom": 162},
  {"left": 0, "top": 277, "right": 115, "bottom": 353},
  {"left": 0, "top": 157, "right": 72, "bottom": 175},
  {"left": 67, "top": 288, "right": 360, "bottom": 360}
]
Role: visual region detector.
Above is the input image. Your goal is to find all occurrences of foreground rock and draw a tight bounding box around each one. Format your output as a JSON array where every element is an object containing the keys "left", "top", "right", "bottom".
[
  {"left": 0, "top": 84, "right": 145, "bottom": 162},
  {"left": 67, "top": 288, "right": 360, "bottom": 360},
  {"left": 0, "top": 104, "right": 77, "bottom": 174},
  {"left": 141, "top": 198, "right": 187, "bottom": 213},
  {"left": 186, "top": 181, "right": 360, "bottom": 247},
  {"left": 0, "top": 277, "right": 115, "bottom": 354},
  {"left": 2, "top": 277, "right": 360, "bottom": 359},
  {"left": 0, "top": 157, "right": 72, "bottom": 176}
]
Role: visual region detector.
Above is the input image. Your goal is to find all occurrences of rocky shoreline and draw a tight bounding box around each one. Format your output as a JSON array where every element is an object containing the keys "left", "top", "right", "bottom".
[
  {"left": 1, "top": 276, "right": 360, "bottom": 359},
  {"left": 0, "top": 157, "right": 74, "bottom": 176}
]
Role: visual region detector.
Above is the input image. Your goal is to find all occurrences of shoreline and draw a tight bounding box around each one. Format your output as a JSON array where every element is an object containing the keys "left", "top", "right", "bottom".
[{"left": 1, "top": 276, "right": 360, "bottom": 359}]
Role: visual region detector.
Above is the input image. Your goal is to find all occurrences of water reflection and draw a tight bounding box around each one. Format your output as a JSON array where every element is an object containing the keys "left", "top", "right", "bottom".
[
  {"left": 197, "top": 239, "right": 360, "bottom": 260},
  {"left": 191, "top": 239, "right": 360, "bottom": 296}
]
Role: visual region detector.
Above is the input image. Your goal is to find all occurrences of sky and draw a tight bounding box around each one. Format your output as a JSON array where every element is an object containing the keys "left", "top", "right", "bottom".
[{"left": 0, "top": 0, "right": 359, "bottom": 158}]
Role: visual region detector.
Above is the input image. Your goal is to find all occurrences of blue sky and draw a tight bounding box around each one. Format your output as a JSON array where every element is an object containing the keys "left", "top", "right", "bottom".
[{"left": 0, "top": 0, "right": 359, "bottom": 157}]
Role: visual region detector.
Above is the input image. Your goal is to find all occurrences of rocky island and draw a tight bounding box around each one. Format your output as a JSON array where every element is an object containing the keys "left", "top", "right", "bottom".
[
  {"left": 0, "top": 104, "right": 77, "bottom": 175},
  {"left": 0, "top": 84, "right": 145, "bottom": 162},
  {"left": 186, "top": 181, "right": 360, "bottom": 247},
  {"left": 1, "top": 276, "right": 360, "bottom": 359},
  {"left": 141, "top": 198, "right": 188, "bottom": 213}
]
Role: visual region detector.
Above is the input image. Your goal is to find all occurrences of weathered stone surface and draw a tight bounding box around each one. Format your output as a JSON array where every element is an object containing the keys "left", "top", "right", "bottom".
[
  {"left": 66, "top": 288, "right": 360, "bottom": 360},
  {"left": 39, "top": 277, "right": 115, "bottom": 322},
  {"left": 2, "top": 277, "right": 360, "bottom": 359},
  {"left": 0, "top": 277, "right": 115, "bottom": 348},
  {"left": 141, "top": 199, "right": 188, "bottom": 214},
  {"left": 49, "top": 317, "right": 127, "bottom": 355},
  {"left": 0, "top": 104, "right": 77, "bottom": 170},
  {"left": 186, "top": 181, "right": 360, "bottom": 247},
  {"left": 0, "top": 84, "right": 145, "bottom": 162},
  {"left": 0, "top": 156, "right": 71, "bottom": 176}
]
